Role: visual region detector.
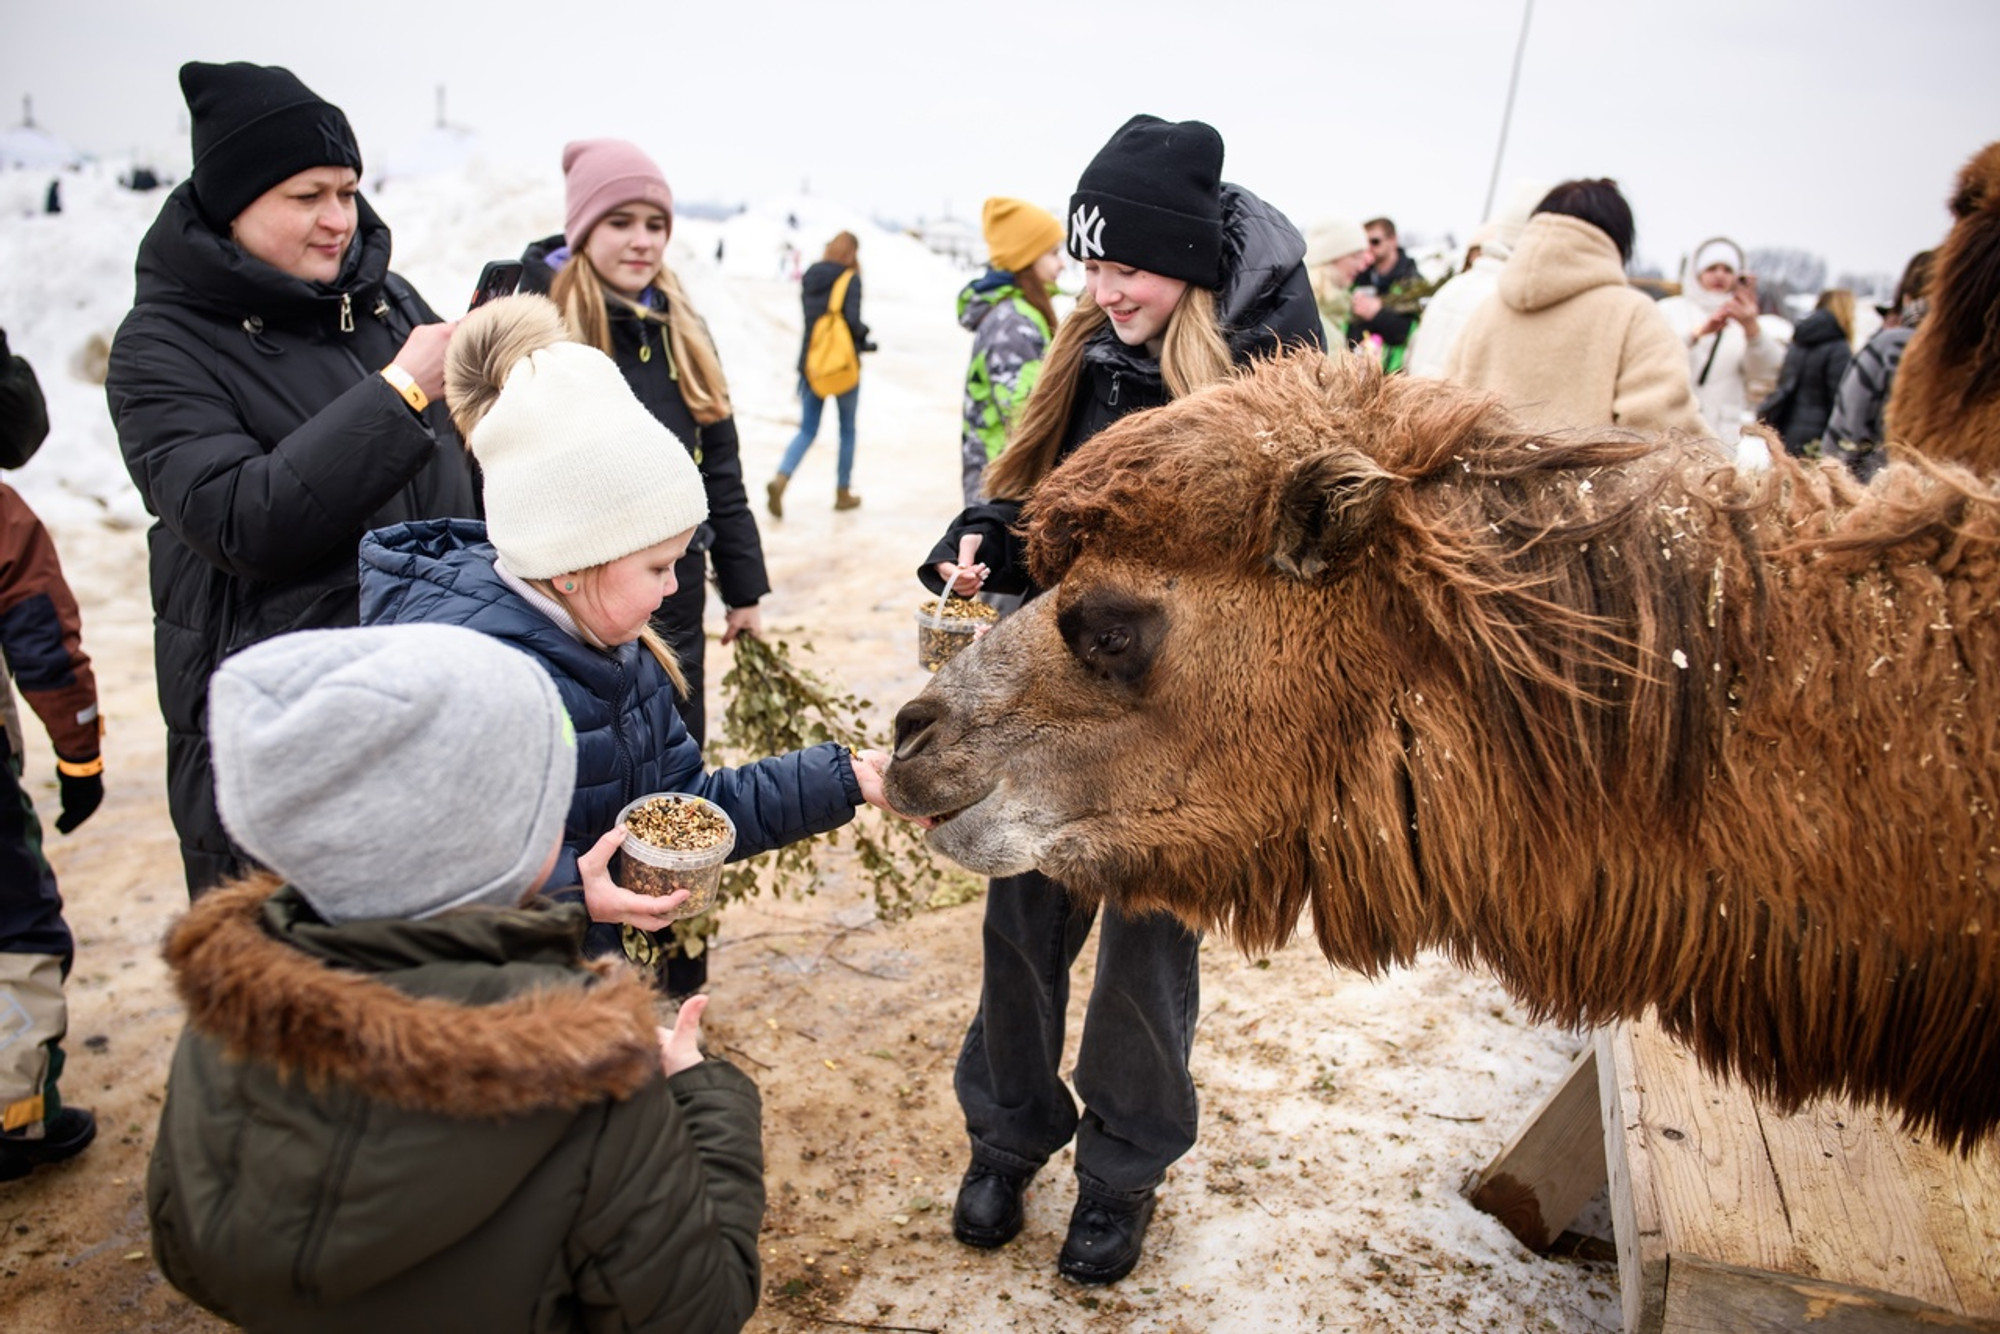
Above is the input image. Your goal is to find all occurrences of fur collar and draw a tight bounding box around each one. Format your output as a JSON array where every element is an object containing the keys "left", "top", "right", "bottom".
[{"left": 163, "top": 876, "right": 662, "bottom": 1118}]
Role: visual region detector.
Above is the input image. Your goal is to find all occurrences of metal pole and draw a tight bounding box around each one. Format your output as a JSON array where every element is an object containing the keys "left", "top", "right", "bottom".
[{"left": 1482, "top": 0, "right": 1535, "bottom": 221}]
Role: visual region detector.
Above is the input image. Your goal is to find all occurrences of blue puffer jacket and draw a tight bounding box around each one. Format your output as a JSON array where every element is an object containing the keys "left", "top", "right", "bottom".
[{"left": 358, "top": 519, "right": 861, "bottom": 942}]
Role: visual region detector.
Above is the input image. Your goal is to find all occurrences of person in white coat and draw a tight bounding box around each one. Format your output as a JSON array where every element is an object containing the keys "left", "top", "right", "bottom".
[
  {"left": 1653, "top": 237, "right": 1784, "bottom": 453},
  {"left": 1404, "top": 178, "right": 1547, "bottom": 379}
]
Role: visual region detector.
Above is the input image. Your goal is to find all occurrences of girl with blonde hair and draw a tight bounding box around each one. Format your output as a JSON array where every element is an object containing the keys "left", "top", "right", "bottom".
[
  {"left": 914, "top": 115, "right": 1321, "bottom": 1289},
  {"left": 359, "top": 294, "right": 902, "bottom": 989}
]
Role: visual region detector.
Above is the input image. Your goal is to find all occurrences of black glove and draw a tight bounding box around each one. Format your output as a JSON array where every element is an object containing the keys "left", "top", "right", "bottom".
[{"left": 55, "top": 767, "right": 103, "bottom": 834}]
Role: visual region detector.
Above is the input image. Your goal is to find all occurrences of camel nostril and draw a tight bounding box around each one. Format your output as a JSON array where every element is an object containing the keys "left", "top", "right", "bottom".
[{"left": 892, "top": 698, "right": 941, "bottom": 760}]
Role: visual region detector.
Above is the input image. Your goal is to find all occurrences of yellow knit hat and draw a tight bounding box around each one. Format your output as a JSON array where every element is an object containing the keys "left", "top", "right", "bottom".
[{"left": 981, "top": 197, "right": 1065, "bottom": 276}]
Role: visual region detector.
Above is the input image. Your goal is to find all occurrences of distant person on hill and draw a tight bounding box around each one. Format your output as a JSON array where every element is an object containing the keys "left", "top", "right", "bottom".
[
  {"left": 0, "top": 336, "right": 104, "bottom": 1182},
  {"left": 1346, "top": 215, "right": 1423, "bottom": 370},
  {"left": 1757, "top": 288, "right": 1854, "bottom": 456},
  {"left": 957, "top": 197, "right": 1065, "bottom": 507},
  {"left": 104, "top": 61, "right": 480, "bottom": 896},
  {"left": 1826, "top": 249, "right": 1934, "bottom": 480},
  {"left": 1653, "top": 235, "right": 1785, "bottom": 447},
  {"left": 1443, "top": 178, "right": 1708, "bottom": 438},
  {"left": 766, "top": 231, "right": 876, "bottom": 517},
  {"left": 147, "top": 623, "right": 766, "bottom": 1333}
]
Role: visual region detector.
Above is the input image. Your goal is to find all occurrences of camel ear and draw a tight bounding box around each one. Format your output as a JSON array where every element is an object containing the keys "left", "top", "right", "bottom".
[{"left": 1269, "top": 450, "right": 1395, "bottom": 582}]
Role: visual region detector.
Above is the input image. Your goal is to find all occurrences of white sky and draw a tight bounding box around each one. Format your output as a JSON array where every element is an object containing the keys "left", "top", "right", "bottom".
[{"left": 7, "top": 0, "right": 1998, "bottom": 281}]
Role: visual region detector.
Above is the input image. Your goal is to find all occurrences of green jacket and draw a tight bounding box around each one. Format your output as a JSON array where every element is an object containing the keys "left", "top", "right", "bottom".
[{"left": 147, "top": 878, "right": 765, "bottom": 1333}]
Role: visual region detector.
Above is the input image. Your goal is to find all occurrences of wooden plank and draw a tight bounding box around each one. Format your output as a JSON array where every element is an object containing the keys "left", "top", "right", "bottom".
[
  {"left": 1752, "top": 1095, "right": 1962, "bottom": 1309},
  {"left": 1622, "top": 1020, "right": 1795, "bottom": 1273},
  {"left": 1657, "top": 1252, "right": 2000, "bottom": 1334},
  {"left": 1599, "top": 1024, "right": 1667, "bottom": 1334},
  {"left": 1467, "top": 1044, "right": 1609, "bottom": 1252},
  {"left": 1890, "top": 1123, "right": 2000, "bottom": 1317}
]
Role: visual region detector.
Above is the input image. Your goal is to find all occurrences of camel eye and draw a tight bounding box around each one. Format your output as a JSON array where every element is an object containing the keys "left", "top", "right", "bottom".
[{"left": 1057, "top": 589, "right": 1162, "bottom": 689}]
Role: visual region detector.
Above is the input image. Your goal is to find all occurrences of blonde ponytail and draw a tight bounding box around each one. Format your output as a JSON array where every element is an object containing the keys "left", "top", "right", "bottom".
[{"left": 444, "top": 294, "right": 574, "bottom": 441}]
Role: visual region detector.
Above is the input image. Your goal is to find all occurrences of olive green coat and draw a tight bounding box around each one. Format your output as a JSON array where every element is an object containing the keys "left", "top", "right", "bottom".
[{"left": 147, "top": 877, "right": 764, "bottom": 1333}]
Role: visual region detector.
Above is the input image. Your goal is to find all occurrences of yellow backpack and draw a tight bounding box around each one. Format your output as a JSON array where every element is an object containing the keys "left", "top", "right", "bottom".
[{"left": 803, "top": 268, "right": 860, "bottom": 399}]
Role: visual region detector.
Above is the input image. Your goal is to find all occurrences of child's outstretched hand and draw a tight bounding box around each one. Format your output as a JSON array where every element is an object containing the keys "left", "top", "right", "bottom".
[
  {"left": 851, "top": 747, "right": 933, "bottom": 824},
  {"left": 658, "top": 994, "right": 708, "bottom": 1077},
  {"left": 578, "top": 825, "right": 691, "bottom": 930}
]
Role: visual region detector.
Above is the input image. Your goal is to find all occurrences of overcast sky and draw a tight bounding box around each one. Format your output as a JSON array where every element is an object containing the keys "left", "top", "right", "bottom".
[{"left": 7, "top": 0, "right": 1997, "bottom": 281}]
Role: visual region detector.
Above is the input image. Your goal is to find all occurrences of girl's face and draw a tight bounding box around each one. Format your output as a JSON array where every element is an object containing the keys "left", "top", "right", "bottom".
[
  {"left": 584, "top": 202, "right": 670, "bottom": 298},
  {"left": 1085, "top": 261, "right": 1188, "bottom": 354},
  {"left": 559, "top": 530, "right": 694, "bottom": 645},
  {"left": 230, "top": 166, "right": 359, "bottom": 283},
  {"left": 1030, "top": 246, "right": 1066, "bottom": 287},
  {"left": 1698, "top": 262, "right": 1738, "bottom": 294}
]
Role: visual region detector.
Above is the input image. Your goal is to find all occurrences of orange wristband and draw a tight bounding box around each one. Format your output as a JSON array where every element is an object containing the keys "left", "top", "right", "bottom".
[{"left": 56, "top": 756, "right": 104, "bottom": 778}]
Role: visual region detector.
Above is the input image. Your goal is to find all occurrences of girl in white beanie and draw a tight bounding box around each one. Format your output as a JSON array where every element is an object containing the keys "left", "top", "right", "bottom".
[{"left": 358, "top": 295, "right": 900, "bottom": 986}]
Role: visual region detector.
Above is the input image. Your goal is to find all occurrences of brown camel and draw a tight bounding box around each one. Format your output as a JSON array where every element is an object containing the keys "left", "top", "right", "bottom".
[
  {"left": 887, "top": 351, "right": 2000, "bottom": 1150},
  {"left": 1887, "top": 141, "right": 2000, "bottom": 473}
]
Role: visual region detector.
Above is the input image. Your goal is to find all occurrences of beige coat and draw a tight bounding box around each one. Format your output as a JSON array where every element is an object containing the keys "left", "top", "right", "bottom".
[{"left": 1445, "top": 213, "right": 1710, "bottom": 439}]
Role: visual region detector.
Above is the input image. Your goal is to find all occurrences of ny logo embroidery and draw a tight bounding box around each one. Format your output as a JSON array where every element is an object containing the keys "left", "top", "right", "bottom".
[{"left": 1070, "top": 203, "right": 1106, "bottom": 259}]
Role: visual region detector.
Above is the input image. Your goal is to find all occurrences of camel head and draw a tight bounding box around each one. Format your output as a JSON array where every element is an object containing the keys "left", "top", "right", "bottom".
[{"left": 891, "top": 352, "right": 1689, "bottom": 960}]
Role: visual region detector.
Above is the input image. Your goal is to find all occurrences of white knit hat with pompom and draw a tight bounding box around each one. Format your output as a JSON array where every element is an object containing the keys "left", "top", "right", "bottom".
[{"left": 471, "top": 339, "right": 708, "bottom": 579}]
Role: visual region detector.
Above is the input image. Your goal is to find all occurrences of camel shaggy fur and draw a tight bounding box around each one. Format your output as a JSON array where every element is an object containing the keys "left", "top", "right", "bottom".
[
  {"left": 887, "top": 352, "right": 2000, "bottom": 1150},
  {"left": 1887, "top": 141, "right": 2000, "bottom": 474}
]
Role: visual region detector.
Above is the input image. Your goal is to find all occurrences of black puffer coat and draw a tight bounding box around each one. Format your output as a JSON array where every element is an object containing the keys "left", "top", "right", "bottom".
[
  {"left": 105, "top": 182, "right": 480, "bottom": 893},
  {"left": 921, "top": 183, "right": 1323, "bottom": 599},
  {"left": 1757, "top": 308, "right": 1853, "bottom": 455}
]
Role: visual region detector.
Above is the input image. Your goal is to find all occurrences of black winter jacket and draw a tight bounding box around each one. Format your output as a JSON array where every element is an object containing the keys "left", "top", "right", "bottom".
[
  {"left": 357, "top": 520, "right": 859, "bottom": 958},
  {"left": 921, "top": 183, "right": 1323, "bottom": 600},
  {"left": 0, "top": 327, "right": 50, "bottom": 469},
  {"left": 795, "top": 259, "right": 874, "bottom": 379},
  {"left": 1758, "top": 308, "right": 1853, "bottom": 455},
  {"left": 1346, "top": 248, "right": 1422, "bottom": 350},
  {"left": 518, "top": 237, "right": 769, "bottom": 610},
  {"left": 105, "top": 183, "right": 480, "bottom": 891}
]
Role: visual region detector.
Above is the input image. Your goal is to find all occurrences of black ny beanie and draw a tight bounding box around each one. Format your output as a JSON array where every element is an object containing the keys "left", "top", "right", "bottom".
[
  {"left": 180, "top": 62, "right": 361, "bottom": 228},
  {"left": 1067, "top": 115, "right": 1225, "bottom": 288}
]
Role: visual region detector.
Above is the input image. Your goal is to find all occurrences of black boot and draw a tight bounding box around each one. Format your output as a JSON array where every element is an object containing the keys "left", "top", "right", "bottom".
[
  {"left": 1057, "top": 1188, "right": 1157, "bottom": 1285},
  {"left": 951, "top": 1161, "right": 1035, "bottom": 1248},
  {"left": 0, "top": 1107, "right": 96, "bottom": 1182}
]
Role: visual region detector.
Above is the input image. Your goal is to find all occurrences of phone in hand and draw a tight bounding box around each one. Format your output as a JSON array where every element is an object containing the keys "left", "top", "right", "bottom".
[{"left": 468, "top": 261, "right": 524, "bottom": 311}]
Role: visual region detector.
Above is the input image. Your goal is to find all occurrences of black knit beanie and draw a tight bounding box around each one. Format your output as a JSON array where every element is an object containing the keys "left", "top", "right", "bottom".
[
  {"left": 180, "top": 62, "right": 361, "bottom": 228},
  {"left": 1067, "top": 115, "right": 1225, "bottom": 288}
]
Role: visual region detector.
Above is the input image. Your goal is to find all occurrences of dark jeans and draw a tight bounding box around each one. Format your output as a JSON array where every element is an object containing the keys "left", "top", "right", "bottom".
[{"left": 955, "top": 868, "right": 1201, "bottom": 1200}]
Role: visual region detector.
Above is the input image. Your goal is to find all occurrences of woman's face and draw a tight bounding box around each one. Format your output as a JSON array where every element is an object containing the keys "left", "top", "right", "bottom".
[
  {"left": 230, "top": 166, "right": 359, "bottom": 283},
  {"left": 1030, "top": 246, "right": 1066, "bottom": 287},
  {"left": 559, "top": 529, "right": 694, "bottom": 645},
  {"left": 1698, "top": 262, "right": 1738, "bottom": 293},
  {"left": 1084, "top": 261, "right": 1189, "bottom": 354},
  {"left": 1327, "top": 248, "right": 1373, "bottom": 286},
  {"left": 583, "top": 203, "right": 670, "bottom": 298}
]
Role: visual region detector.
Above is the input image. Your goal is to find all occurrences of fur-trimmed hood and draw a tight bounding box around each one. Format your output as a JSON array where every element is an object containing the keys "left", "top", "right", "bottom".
[{"left": 163, "top": 875, "right": 661, "bottom": 1118}]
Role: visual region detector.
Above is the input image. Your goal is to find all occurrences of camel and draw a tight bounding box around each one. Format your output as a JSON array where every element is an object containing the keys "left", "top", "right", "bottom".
[
  {"left": 886, "top": 351, "right": 2000, "bottom": 1150},
  {"left": 1887, "top": 141, "right": 2000, "bottom": 475}
]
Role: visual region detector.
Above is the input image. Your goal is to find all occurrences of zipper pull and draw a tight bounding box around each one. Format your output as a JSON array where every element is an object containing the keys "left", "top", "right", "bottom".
[
  {"left": 338, "top": 293, "right": 354, "bottom": 333},
  {"left": 1109, "top": 371, "right": 1121, "bottom": 407},
  {"left": 372, "top": 296, "right": 391, "bottom": 321}
]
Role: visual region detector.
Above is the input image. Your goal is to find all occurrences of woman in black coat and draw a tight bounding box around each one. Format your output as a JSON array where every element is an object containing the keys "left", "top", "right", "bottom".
[
  {"left": 105, "top": 62, "right": 480, "bottom": 894},
  {"left": 1758, "top": 290, "right": 1855, "bottom": 456}
]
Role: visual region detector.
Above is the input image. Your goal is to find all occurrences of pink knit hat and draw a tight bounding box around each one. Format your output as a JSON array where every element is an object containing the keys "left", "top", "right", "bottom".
[{"left": 562, "top": 139, "right": 674, "bottom": 248}]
